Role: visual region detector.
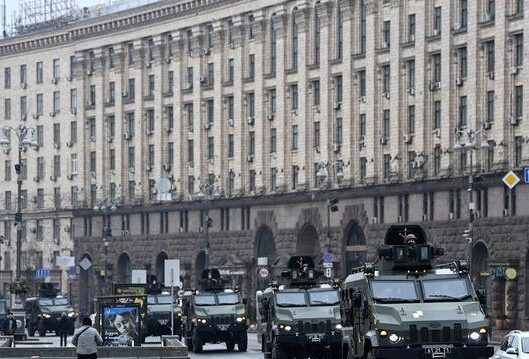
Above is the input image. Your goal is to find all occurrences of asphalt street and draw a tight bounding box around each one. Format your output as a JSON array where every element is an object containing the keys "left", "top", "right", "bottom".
[{"left": 13, "top": 334, "right": 498, "bottom": 359}]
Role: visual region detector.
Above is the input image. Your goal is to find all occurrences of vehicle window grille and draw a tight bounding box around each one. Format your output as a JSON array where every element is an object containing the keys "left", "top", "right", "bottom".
[
  {"left": 454, "top": 324, "right": 462, "bottom": 341},
  {"left": 409, "top": 324, "right": 418, "bottom": 343},
  {"left": 420, "top": 327, "right": 429, "bottom": 342},
  {"left": 443, "top": 327, "right": 451, "bottom": 342},
  {"left": 431, "top": 329, "right": 440, "bottom": 343}
]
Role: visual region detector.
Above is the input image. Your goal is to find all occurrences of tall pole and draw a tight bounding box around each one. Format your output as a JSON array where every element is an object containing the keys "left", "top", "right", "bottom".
[
  {"left": 204, "top": 201, "right": 210, "bottom": 270},
  {"left": 15, "top": 147, "right": 22, "bottom": 284},
  {"left": 468, "top": 147, "right": 474, "bottom": 277}
]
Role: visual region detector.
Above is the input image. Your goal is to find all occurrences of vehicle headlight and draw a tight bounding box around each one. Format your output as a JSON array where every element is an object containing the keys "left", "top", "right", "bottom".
[
  {"left": 379, "top": 329, "right": 388, "bottom": 337},
  {"left": 278, "top": 324, "right": 292, "bottom": 332},
  {"left": 67, "top": 312, "right": 75, "bottom": 318},
  {"left": 335, "top": 324, "right": 343, "bottom": 330},
  {"left": 42, "top": 313, "right": 51, "bottom": 319},
  {"left": 469, "top": 331, "right": 480, "bottom": 341},
  {"left": 388, "top": 333, "right": 401, "bottom": 343},
  {"left": 176, "top": 312, "right": 182, "bottom": 317},
  {"left": 236, "top": 316, "right": 246, "bottom": 323},
  {"left": 198, "top": 318, "right": 207, "bottom": 324}
]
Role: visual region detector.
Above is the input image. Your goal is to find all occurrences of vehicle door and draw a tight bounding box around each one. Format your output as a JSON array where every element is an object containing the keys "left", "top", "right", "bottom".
[{"left": 352, "top": 286, "right": 368, "bottom": 357}]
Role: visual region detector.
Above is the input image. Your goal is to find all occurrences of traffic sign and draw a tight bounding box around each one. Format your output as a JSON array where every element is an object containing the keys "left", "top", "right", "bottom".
[
  {"left": 258, "top": 268, "right": 269, "bottom": 278},
  {"left": 323, "top": 262, "right": 333, "bottom": 268},
  {"left": 502, "top": 171, "right": 520, "bottom": 189},
  {"left": 79, "top": 257, "right": 92, "bottom": 271},
  {"left": 323, "top": 252, "right": 335, "bottom": 263},
  {"left": 36, "top": 268, "right": 49, "bottom": 278},
  {"left": 525, "top": 168, "right": 529, "bottom": 183}
]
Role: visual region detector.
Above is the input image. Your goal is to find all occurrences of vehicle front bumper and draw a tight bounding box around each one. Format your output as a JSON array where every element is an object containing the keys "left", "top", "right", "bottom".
[
  {"left": 147, "top": 318, "right": 182, "bottom": 336},
  {"left": 276, "top": 332, "right": 342, "bottom": 351},
  {"left": 196, "top": 323, "right": 247, "bottom": 342},
  {"left": 372, "top": 345, "right": 494, "bottom": 359}
]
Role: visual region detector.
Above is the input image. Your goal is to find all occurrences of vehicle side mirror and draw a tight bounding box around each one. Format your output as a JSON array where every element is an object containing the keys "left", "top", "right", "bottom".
[
  {"left": 506, "top": 347, "right": 518, "bottom": 355},
  {"left": 476, "top": 289, "right": 487, "bottom": 308},
  {"left": 353, "top": 292, "right": 362, "bottom": 308},
  {"left": 242, "top": 298, "right": 248, "bottom": 305}
]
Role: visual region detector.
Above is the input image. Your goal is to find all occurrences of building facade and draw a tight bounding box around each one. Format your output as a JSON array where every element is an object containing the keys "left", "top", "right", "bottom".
[{"left": 1, "top": 0, "right": 529, "bottom": 328}]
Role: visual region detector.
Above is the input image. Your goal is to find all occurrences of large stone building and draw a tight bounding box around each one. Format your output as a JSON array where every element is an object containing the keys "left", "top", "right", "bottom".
[{"left": 1, "top": 0, "right": 529, "bottom": 327}]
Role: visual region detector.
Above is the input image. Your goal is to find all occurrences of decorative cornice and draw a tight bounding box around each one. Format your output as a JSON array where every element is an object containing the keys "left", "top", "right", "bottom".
[
  {"left": 293, "top": 7, "right": 310, "bottom": 33},
  {"left": 271, "top": 12, "right": 287, "bottom": 39},
  {"left": 339, "top": 0, "right": 353, "bottom": 21},
  {"left": 0, "top": 0, "right": 240, "bottom": 57},
  {"left": 316, "top": 1, "right": 333, "bottom": 28}
]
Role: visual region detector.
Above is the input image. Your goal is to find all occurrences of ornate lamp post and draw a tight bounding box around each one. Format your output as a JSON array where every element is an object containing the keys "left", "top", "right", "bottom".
[
  {"left": 93, "top": 198, "right": 117, "bottom": 295},
  {"left": 0, "top": 125, "right": 39, "bottom": 307},
  {"left": 196, "top": 183, "right": 223, "bottom": 270},
  {"left": 316, "top": 161, "right": 344, "bottom": 278},
  {"left": 453, "top": 127, "right": 490, "bottom": 276}
]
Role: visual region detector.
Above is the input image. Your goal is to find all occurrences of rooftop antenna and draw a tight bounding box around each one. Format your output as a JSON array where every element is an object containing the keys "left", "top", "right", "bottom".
[{"left": 15, "top": 0, "right": 80, "bottom": 35}]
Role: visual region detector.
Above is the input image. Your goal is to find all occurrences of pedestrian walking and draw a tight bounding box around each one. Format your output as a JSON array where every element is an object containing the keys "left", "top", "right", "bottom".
[
  {"left": 2, "top": 310, "right": 17, "bottom": 335},
  {"left": 58, "top": 312, "right": 69, "bottom": 347},
  {"left": 72, "top": 317, "right": 103, "bottom": 359}
]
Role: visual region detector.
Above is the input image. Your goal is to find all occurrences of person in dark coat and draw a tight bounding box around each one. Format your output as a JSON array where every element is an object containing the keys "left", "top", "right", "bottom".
[
  {"left": 2, "top": 311, "right": 17, "bottom": 335},
  {"left": 58, "top": 312, "right": 69, "bottom": 346}
]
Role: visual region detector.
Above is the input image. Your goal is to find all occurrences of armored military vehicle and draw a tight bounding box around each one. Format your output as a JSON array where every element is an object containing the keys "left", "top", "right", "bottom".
[
  {"left": 256, "top": 256, "right": 342, "bottom": 359},
  {"left": 181, "top": 269, "right": 248, "bottom": 353},
  {"left": 340, "top": 225, "right": 494, "bottom": 359},
  {"left": 25, "top": 284, "right": 76, "bottom": 336},
  {"left": 146, "top": 293, "right": 182, "bottom": 339}
]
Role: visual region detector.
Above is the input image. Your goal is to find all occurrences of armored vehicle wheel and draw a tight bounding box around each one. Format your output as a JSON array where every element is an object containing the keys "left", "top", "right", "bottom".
[
  {"left": 238, "top": 332, "right": 248, "bottom": 352},
  {"left": 365, "top": 350, "right": 375, "bottom": 359},
  {"left": 38, "top": 328, "right": 46, "bottom": 337},
  {"left": 271, "top": 338, "right": 287, "bottom": 359},
  {"left": 226, "top": 339, "right": 235, "bottom": 351},
  {"left": 28, "top": 327, "right": 36, "bottom": 337},
  {"left": 192, "top": 328, "right": 203, "bottom": 353}
]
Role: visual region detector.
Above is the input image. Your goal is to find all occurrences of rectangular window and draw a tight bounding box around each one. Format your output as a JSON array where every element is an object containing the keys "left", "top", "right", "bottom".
[
  {"left": 70, "top": 121, "right": 77, "bottom": 144},
  {"left": 53, "top": 155, "right": 60, "bottom": 178},
  {"left": 128, "top": 78, "right": 135, "bottom": 100},
  {"left": 167, "top": 70, "right": 174, "bottom": 94},
  {"left": 187, "top": 176, "right": 195, "bottom": 195},
  {"left": 382, "top": 21, "right": 390, "bottom": 48},
  {"left": 128, "top": 147, "right": 135, "bottom": 168},
  {"left": 460, "top": 0, "right": 468, "bottom": 28},
  {"left": 336, "top": 8, "right": 343, "bottom": 59},
  {"left": 53, "top": 58, "right": 60, "bottom": 79},
  {"left": 88, "top": 118, "right": 95, "bottom": 139},
  {"left": 20, "top": 96, "right": 27, "bottom": 118},
  {"left": 70, "top": 88, "right": 77, "bottom": 112},
  {"left": 408, "top": 14, "right": 416, "bottom": 41},
  {"left": 36, "top": 125, "right": 43, "bottom": 146},
  {"left": 127, "top": 112, "right": 135, "bottom": 136},
  {"left": 207, "top": 99, "right": 214, "bottom": 124},
  {"left": 383, "top": 110, "right": 390, "bottom": 138},
  {"left": 36, "top": 94, "right": 43, "bottom": 114},
  {"left": 290, "top": 84, "right": 298, "bottom": 111},
  {"left": 515, "top": 136, "right": 523, "bottom": 167},
  {"left": 487, "top": 91, "right": 495, "bottom": 122},
  {"left": 37, "top": 157, "right": 44, "bottom": 178},
  {"left": 37, "top": 188, "right": 44, "bottom": 209},
  {"left": 53, "top": 91, "right": 60, "bottom": 113},
  {"left": 249, "top": 131, "right": 255, "bottom": 156},
  {"left": 314, "top": 122, "right": 320, "bottom": 148},
  {"left": 269, "top": 89, "right": 276, "bottom": 114},
  {"left": 207, "top": 137, "right": 214, "bottom": 160},
  {"left": 486, "top": 0, "right": 495, "bottom": 19},
  {"left": 486, "top": 41, "right": 495, "bottom": 73},
  {"left": 146, "top": 109, "right": 154, "bottom": 133},
  {"left": 108, "top": 115, "right": 115, "bottom": 138},
  {"left": 408, "top": 151, "right": 416, "bottom": 178},
  {"left": 516, "top": 0, "right": 524, "bottom": 13},
  {"left": 515, "top": 33, "right": 524, "bottom": 66},
  {"left": 246, "top": 92, "right": 255, "bottom": 118},
  {"left": 433, "top": 6, "right": 442, "bottom": 33},
  {"left": 359, "top": 114, "right": 366, "bottom": 139},
  {"left": 108, "top": 47, "right": 115, "bottom": 68},
  {"left": 432, "top": 53, "right": 442, "bottom": 83},
  {"left": 36, "top": 61, "right": 43, "bottom": 84},
  {"left": 5, "top": 191, "right": 11, "bottom": 210},
  {"left": 360, "top": 0, "right": 367, "bottom": 53},
  {"left": 408, "top": 105, "right": 415, "bottom": 134},
  {"left": 358, "top": 70, "right": 366, "bottom": 97},
  {"left": 228, "top": 58, "right": 234, "bottom": 83},
  {"left": 292, "top": 125, "right": 298, "bottom": 150},
  {"left": 360, "top": 157, "right": 367, "bottom": 179},
  {"left": 20, "top": 159, "right": 27, "bottom": 180},
  {"left": 382, "top": 65, "right": 390, "bottom": 93},
  {"left": 4, "top": 98, "right": 10, "bottom": 120},
  {"left": 336, "top": 117, "right": 343, "bottom": 145},
  {"left": 249, "top": 54, "right": 255, "bottom": 79},
  {"left": 207, "top": 63, "right": 214, "bottom": 86},
  {"left": 228, "top": 135, "right": 234, "bottom": 158},
  {"left": 187, "top": 140, "right": 194, "bottom": 163},
  {"left": 108, "top": 81, "right": 115, "bottom": 103},
  {"left": 89, "top": 152, "right": 96, "bottom": 174},
  {"left": 515, "top": 85, "right": 523, "bottom": 118},
  {"left": 292, "top": 166, "right": 299, "bottom": 189},
  {"left": 434, "top": 146, "right": 442, "bottom": 175},
  {"left": 148, "top": 74, "right": 155, "bottom": 97},
  {"left": 458, "top": 47, "right": 467, "bottom": 78},
  {"left": 54, "top": 187, "right": 61, "bottom": 208},
  {"left": 407, "top": 60, "right": 415, "bottom": 89},
  {"left": 314, "top": 14, "right": 320, "bottom": 65},
  {"left": 4, "top": 160, "right": 10, "bottom": 181},
  {"left": 69, "top": 55, "right": 75, "bottom": 78},
  {"left": 383, "top": 154, "right": 391, "bottom": 179},
  {"left": 148, "top": 144, "right": 155, "bottom": 167},
  {"left": 89, "top": 85, "right": 96, "bottom": 105},
  {"left": 4, "top": 67, "right": 10, "bottom": 88},
  {"left": 20, "top": 64, "right": 27, "bottom": 85},
  {"left": 459, "top": 96, "right": 467, "bottom": 127},
  {"left": 434, "top": 100, "right": 441, "bottom": 129},
  {"left": 109, "top": 150, "right": 115, "bottom": 171},
  {"left": 335, "top": 75, "right": 343, "bottom": 103},
  {"left": 53, "top": 123, "right": 61, "bottom": 146},
  {"left": 270, "top": 168, "right": 277, "bottom": 191},
  {"left": 249, "top": 170, "right": 256, "bottom": 192},
  {"left": 70, "top": 153, "right": 78, "bottom": 175},
  {"left": 270, "top": 128, "right": 277, "bottom": 153}
]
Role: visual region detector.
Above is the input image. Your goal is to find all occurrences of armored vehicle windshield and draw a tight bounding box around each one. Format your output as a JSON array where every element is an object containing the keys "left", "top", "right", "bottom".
[{"left": 194, "top": 292, "right": 241, "bottom": 306}]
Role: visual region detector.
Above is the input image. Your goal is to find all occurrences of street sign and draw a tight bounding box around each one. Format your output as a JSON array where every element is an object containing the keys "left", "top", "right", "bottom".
[
  {"left": 258, "top": 268, "right": 269, "bottom": 278},
  {"left": 79, "top": 257, "right": 92, "bottom": 271},
  {"left": 132, "top": 269, "right": 147, "bottom": 284},
  {"left": 502, "top": 170, "right": 520, "bottom": 189},
  {"left": 164, "top": 259, "right": 181, "bottom": 287},
  {"left": 525, "top": 168, "right": 529, "bottom": 183},
  {"left": 36, "top": 268, "right": 49, "bottom": 278},
  {"left": 323, "top": 252, "right": 335, "bottom": 263},
  {"left": 257, "top": 257, "right": 268, "bottom": 266},
  {"left": 323, "top": 262, "right": 333, "bottom": 268}
]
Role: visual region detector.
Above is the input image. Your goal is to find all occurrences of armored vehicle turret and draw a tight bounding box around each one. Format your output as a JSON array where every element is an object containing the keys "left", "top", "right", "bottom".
[
  {"left": 340, "top": 225, "right": 493, "bottom": 359},
  {"left": 256, "top": 256, "right": 342, "bottom": 359},
  {"left": 181, "top": 269, "right": 248, "bottom": 353}
]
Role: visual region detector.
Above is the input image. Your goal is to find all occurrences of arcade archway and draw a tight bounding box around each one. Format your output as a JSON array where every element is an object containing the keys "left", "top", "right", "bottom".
[
  {"left": 296, "top": 225, "right": 320, "bottom": 258},
  {"left": 344, "top": 223, "right": 367, "bottom": 274},
  {"left": 117, "top": 253, "right": 132, "bottom": 284}
]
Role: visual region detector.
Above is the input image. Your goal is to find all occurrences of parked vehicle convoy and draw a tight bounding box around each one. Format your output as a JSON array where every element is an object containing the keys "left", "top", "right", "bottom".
[
  {"left": 25, "top": 284, "right": 76, "bottom": 337},
  {"left": 256, "top": 256, "right": 342, "bottom": 359},
  {"left": 145, "top": 292, "right": 182, "bottom": 339},
  {"left": 181, "top": 269, "right": 248, "bottom": 353},
  {"left": 340, "top": 225, "right": 494, "bottom": 359}
]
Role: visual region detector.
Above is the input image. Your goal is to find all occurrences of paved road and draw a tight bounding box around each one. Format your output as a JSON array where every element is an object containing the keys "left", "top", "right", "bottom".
[{"left": 14, "top": 334, "right": 498, "bottom": 359}]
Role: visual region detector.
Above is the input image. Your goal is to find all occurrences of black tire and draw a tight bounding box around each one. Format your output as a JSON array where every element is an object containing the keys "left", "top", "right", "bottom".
[
  {"left": 226, "top": 339, "right": 235, "bottom": 351},
  {"left": 28, "top": 327, "right": 36, "bottom": 337},
  {"left": 365, "top": 350, "right": 375, "bottom": 359},
  {"left": 238, "top": 332, "right": 248, "bottom": 352},
  {"left": 271, "top": 338, "right": 287, "bottom": 359},
  {"left": 39, "top": 329, "right": 46, "bottom": 337},
  {"left": 192, "top": 328, "right": 203, "bottom": 353}
]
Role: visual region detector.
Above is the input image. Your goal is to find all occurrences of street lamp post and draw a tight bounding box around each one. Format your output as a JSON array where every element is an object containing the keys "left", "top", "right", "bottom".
[
  {"left": 316, "top": 161, "right": 344, "bottom": 277},
  {"left": 453, "top": 127, "right": 490, "bottom": 276},
  {"left": 0, "top": 125, "right": 39, "bottom": 307},
  {"left": 94, "top": 199, "right": 117, "bottom": 295},
  {"left": 196, "top": 183, "right": 223, "bottom": 270}
]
